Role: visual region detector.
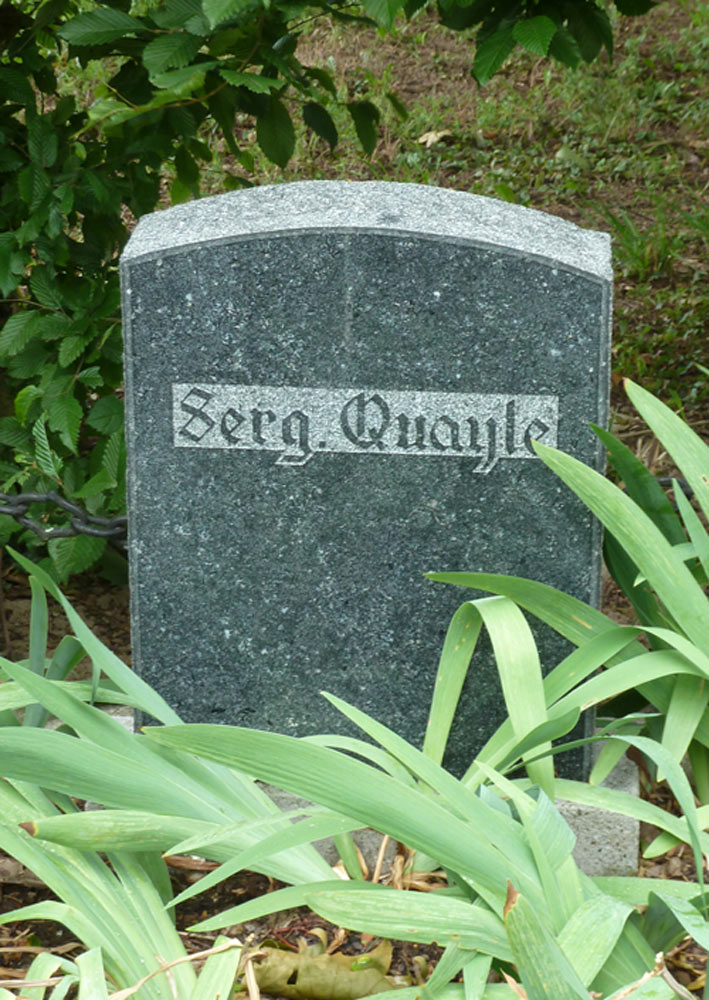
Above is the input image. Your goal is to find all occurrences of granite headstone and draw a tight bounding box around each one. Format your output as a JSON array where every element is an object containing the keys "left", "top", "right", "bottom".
[{"left": 121, "top": 181, "right": 611, "bottom": 775}]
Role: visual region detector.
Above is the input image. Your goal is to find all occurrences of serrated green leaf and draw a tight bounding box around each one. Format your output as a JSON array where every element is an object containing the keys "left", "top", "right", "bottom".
[
  {"left": 0, "top": 148, "right": 25, "bottom": 173},
  {"left": 566, "top": 0, "right": 613, "bottom": 61},
  {"left": 25, "top": 164, "right": 52, "bottom": 212},
  {"left": 86, "top": 396, "right": 124, "bottom": 435},
  {"left": 28, "top": 116, "right": 59, "bottom": 169},
  {"left": 304, "top": 66, "right": 336, "bottom": 96},
  {"left": 219, "top": 69, "right": 280, "bottom": 92},
  {"left": 512, "top": 16, "right": 557, "bottom": 56},
  {"left": 47, "top": 535, "right": 107, "bottom": 582},
  {"left": 32, "top": 419, "right": 62, "bottom": 480},
  {"left": 0, "top": 235, "right": 26, "bottom": 298},
  {"left": 71, "top": 468, "right": 117, "bottom": 499},
  {"left": 29, "top": 267, "right": 62, "bottom": 309},
  {"left": 0, "top": 417, "right": 32, "bottom": 451},
  {"left": 78, "top": 366, "right": 103, "bottom": 389},
  {"left": 7, "top": 341, "right": 51, "bottom": 381},
  {"left": 170, "top": 176, "right": 192, "bottom": 204},
  {"left": 46, "top": 396, "right": 83, "bottom": 454},
  {"left": 0, "top": 67, "right": 35, "bottom": 106},
  {"left": 361, "top": 0, "right": 402, "bottom": 28},
  {"left": 153, "top": 0, "right": 204, "bottom": 28},
  {"left": 613, "top": 0, "right": 654, "bottom": 13},
  {"left": 151, "top": 63, "right": 214, "bottom": 91},
  {"left": 175, "top": 145, "right": 200, "bottom": 187},
  {"left": 548, "top": 24, "right": 581, "bottom": 68},
  {"left": 256, "top": 97, "right": 295, "bottom": 167},
  {"left": 385, "top": 90, "right": 408, "bottom": 120},
  {"left": 142, "top": 33, "right": 202, "bottom": 75},
  {"left": 347, "top": 101, "right": 380, "bottom": 155},
  {"left": 59, "top": 7, "right": 145, "bottom": 45},
  {"left": 473, "top": 26, "right": 515, "bottom": 84},
  {"left": 0, "top": 311, "right": 42, "bottom": 357},
  {"left": 202, "top": 0, "right": 253, "bottom": 28},
  {"left": 58, "top": 335, "right": 90, "bottom": 368},
  {"left": 15, "top": 385, "right": 43, "bottom": 426},
  {"left": 102, "top": 430, "right": 125, "bottom": 480},
  {"left": 38, "top": 314, "right": 71, "bottom": 342},
  {"left": 303, "top": 102, "right": 338, "bottom": 150}
]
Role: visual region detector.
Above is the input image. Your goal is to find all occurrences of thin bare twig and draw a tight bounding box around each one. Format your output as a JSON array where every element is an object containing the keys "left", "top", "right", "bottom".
[
  {"left": 371, "top": 834, "right": 389, "bottom": 885},
  {"left": 107, "top": 938, "right": 242, "bottom": 1000}
]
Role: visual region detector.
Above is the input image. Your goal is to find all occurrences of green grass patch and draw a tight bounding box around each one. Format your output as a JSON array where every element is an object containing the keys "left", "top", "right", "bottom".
[{"left": 196, "top": 0, "right": 708, "bottom": 414}]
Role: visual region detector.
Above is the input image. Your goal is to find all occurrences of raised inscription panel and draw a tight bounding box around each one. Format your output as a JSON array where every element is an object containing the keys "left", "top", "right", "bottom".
[
  {"left": 173, "top": 384, "right": 559, "bottom": 470},
  {"left": 121, "top": 181, "right": 611, "bottom": 775}
]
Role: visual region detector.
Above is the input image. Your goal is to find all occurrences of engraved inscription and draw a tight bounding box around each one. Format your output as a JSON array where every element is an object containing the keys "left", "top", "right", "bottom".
[{"left": 173, "top": 385, "right": 558, "bottom": 472}]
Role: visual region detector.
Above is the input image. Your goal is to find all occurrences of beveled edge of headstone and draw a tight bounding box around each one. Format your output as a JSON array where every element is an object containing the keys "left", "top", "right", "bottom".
[{"left": 120, "top": 180, "right": 611, "bottom": 281}]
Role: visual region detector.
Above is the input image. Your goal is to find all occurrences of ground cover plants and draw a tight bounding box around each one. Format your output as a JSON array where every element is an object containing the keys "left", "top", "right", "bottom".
[
  {"left": 1, "top": 0, "right": 707, "bottom": 579},
  {"left": 0, "top": 0, "right": 707, "bottom": 992},
  {"left": 0, "top": 381, "right": 708, "bottom": 997}
]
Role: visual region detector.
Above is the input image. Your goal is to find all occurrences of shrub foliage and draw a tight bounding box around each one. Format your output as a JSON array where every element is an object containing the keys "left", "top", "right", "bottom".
[{"left": 1, "top": 0, "right": 653, "bottom": 578}]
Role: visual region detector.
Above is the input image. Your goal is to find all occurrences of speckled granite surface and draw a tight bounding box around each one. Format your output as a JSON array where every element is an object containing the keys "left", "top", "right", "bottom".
[{"left": 121, "top": 181, "right": 611, "bottom": 775}]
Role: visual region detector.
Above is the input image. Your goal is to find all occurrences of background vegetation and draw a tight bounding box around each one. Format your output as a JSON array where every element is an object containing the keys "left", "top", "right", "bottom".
[{"left": 0, "top": 0, "right": 707, "bottom": 581}]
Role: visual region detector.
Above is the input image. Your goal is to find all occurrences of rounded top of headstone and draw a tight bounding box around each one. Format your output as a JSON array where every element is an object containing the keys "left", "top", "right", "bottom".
[{"left": 121, "top": 181, "right": 611, "bottom": 281}]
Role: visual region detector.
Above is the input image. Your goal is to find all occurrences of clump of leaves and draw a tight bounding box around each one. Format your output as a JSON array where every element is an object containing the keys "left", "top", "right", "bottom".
[{"left": 1, "top": 0, "right": 655, "bottom": 579}]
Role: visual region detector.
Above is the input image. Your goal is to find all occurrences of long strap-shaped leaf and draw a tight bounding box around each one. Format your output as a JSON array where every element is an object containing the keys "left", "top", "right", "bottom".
[
  {"left": 424, "top": 597, "right": 553, "bottom": 795},
  {"left": 625, "top": 379, "right": 709, "bottom": 522},
  {"left": 144, "top": 723, "right": 545, "bottom": 913},
  {"left": 533, "top": 440, "right": 709, "bottom": 650},
  {"left": 503, "top": 884, "right": 589, "bottom": 1000},
  {"left": 8, "top": 547, "right": 180, "bottom": 725}
]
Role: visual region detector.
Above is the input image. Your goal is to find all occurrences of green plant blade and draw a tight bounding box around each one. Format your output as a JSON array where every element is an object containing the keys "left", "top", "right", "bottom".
[
  {"left": 0, "top": 679, "right": 142, "bottom": 713},
  {"left": 189, "top": 937, "right": 241, "bottom": 1000},
  {"left": 674, "top": 481, "right": 709, "bottom": 577},
  {"left": 0, "top": 655, "right": 332, "bottom": 883},
  {"left": 593, "top": 422, "right": 686, "bottom": 544},
  {"left": 169, "top": 812, "right": 357, "bottom": 908},
  {"left": 186, "top": 880, "right": 408, "bottom": 933},
  {"left": 144, "top": 723, "right": 543, "bottom": 913},
  {"left": 660, "top": 675, "right": 709, "bottom": 778},
  {"left": 556, "top": 895, "right": 633, "bottom": 986},
  {"left": 424, "top": 601, "right": 482, "bottom": 765},
  {"left": 465, "top": 624, "right": 645, "bottom": 785},
  {"left": 532, "top": 442, "right": 709, "bottom": 650},
  {"left": 304, "top": 734, "right": 417, "bottom": 785},
  {"left": 8, "top": 549, "right": 181, "bottom": 724},
  {"left": 650, "top": 893, "right": 709, "bottom": 950},
  {"left": 474, "top": 597, "right": 553, "bottom": 795},
  {"left": 549, "top": 779, "right": 709, "bottom": 856},
  {"left": 426, "top": 572, "right": 628, "bottom": 652},
  {"left": 624, "top": 380, "right": 709, "bottom": 521},
  {"left": 462, "top": 954, "right": 492, "bottom": 1000},
  {"left": 321, "top": 692, "right": 535, "bottom": 876},
  {"left": 76, "top": 948, "right": 109, "bottom": 1000},
  {"left": 301, "top": 886, "right": 512, "bottom": 960},
  {"left": 24, "top": 810, "right": 230, "bottom": 853},
  {"left": 595, "top": 877, "right": 702, "bottom": 906},
  {"left": 472, "top": 764, "right": 580, "bottom": 932},
  {"left": 503, "top": 885, "right": 589, "bottom": 1000}
]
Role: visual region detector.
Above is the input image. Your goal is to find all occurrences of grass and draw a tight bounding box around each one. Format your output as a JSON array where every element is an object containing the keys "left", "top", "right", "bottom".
[{"left": 196, "top": 0, "right": 709, "bottom": 417}]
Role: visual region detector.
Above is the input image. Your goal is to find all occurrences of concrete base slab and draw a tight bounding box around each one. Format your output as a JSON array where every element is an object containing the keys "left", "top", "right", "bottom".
[{"left": 559, "top": 750, "right": 640, "bottom": 877}]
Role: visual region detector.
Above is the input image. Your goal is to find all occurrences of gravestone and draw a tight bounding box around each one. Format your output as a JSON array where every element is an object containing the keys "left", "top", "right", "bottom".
[{"left": 120, "top": 181, "right": 611, "bottom": 775}]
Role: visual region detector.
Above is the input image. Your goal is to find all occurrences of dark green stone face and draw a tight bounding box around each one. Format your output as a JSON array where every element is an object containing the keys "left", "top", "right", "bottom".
[{"left": 121, "top": 182, "right": 611, "bottom": 776}]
